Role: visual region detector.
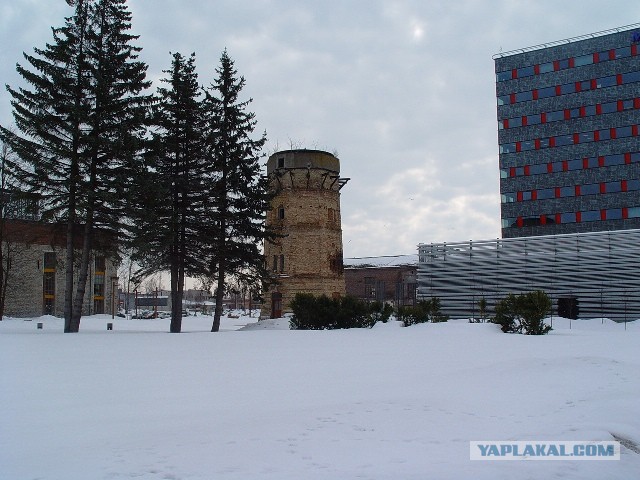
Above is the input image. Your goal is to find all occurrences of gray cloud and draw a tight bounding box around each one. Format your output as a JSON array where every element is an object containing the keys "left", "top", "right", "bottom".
[{"left": 2, "top": 0, "right": 639, "bottom": 257}]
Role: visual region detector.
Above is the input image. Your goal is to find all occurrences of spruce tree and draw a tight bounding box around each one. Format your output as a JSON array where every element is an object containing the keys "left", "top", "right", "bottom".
[
  {"left": 131, "top": 52, "right": 209, "bottom": 333},
  {"left": 203, "top": 51, "right": 276, "bottom": 332},
  {"left": 0, "top": 0, "right": 150, "bottom": 332}
]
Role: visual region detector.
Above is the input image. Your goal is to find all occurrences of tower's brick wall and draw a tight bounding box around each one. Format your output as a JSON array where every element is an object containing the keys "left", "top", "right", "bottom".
[{"left": 262, "top": 150, "right": 348, "bottom": 318}]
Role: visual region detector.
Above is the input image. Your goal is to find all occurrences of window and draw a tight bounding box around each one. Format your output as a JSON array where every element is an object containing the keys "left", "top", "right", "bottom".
[
  {"left": 501, "top": 218, "right": 516, "bottom": 228},
  {"left": 364, "top": 277, "right": 375, "bottom": 298},
  {"left": 529, "top": 164, "right": 547, "bottom": 175},
  {"left": 560, "top": 212, "right": 576, "bottom": 223},
  {"left": 536, "top": 188, "right": 555, "bottom": 200},
  {"left": 628, "top": 179, "right": 640, "bottom": 191},
  {"left": 597, "top": 75, "right": 617, "bottom": 88},
  {"left": 629, "top": 207, "right": 640, "bottom": 218},
  {"left": 546, "top": 110, "right": 564, "bottom": 122},
  {"left": 567, "top": 159, "right": 582, "bottom": 171},
  {"left": 622, "top": 99, "right": 635, "bottom": 110},
  {"left": 43, "top": 252, "right": 56, "bottom": 315},
  {"left": 526, "top": 114, "right": 541, "bottom": 126},
  {"left": 509, "top": 117, "right": 523, "bottom": 128},
  {"left": 617, "top": 126, "right": 632, "bottom": 138},
  {"left": 581, "top": 210, "right": 601, "bottom": 222},
  {"left": 623, "top": 71, "right": 640, "bottom": 83},
  {"left": 279, "top": 254, "right": 285, "bottom": 272},
  {"left": 598, "top": 129, "right": 611, "bottom": 141},
  {"left": 521, "top": 140, "right": 535, "bottom": 151},
  {"left": 277, "top": 157, "right": 285, "bottom": 168},
  {"left": 539, "top": 62, "right": 554, "bottom": 74},
  {"left": 277, "top": 206, "right": 285, "bottom": 220},
  {"left": 93, "top": 255, "right": 105, "bottom": 314},
  {"left": 518, "top": 65, "right": 535, "bottom": 77},
  {"left": 499, "top": 143, "right": 516, "bottom": 154},
  {"left": 555, "top": 135, "right": 573, "bottom": 147},
  {"left": 537, "top": 86, "right": 556, "bottom": 99},
  {"left": 272, "top": 255, "right": 278, "bottom": 272},
  {"left": 44, "top": 252, "right": 56, "bottom": 270},
  {"left": 579, "top": 132, "right": 592, "bottom": 144},
  {"left": 604, "top": 154, "right": 624, "bottom": 166},
  {"left": 496, "top": 71, "right": 512, "bottom": 82},
  {"left": 580, "top": 183, "right": 600, "bottom": 195},
  {"left": 95, "top": 256, "right": 105, "bottom": 272},
  {"left": 515, "top": 91, "right": 533, "bottom": 102},
  {"left": 501, "top": 193, "right": 515, "bottom": 203},
  {"left": 607, "top": 208, "right": 623, "bottom": 220},
  {"left": 560, "top": 83, "right": 575, "bottom": 95},
  {"left": 559, "top": 186, "right": 574, "bottom": 198},
  {"left": 604, "top": 181, "right": 621, "bottom": 193},
  {"left": 93, "top": 274, "right": 105, "bottom": 297},
  {"left": 574, "top": 54, "right": 593, "bottom": 67}
]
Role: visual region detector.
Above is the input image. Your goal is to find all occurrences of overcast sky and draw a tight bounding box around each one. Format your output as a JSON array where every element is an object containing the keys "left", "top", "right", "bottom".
[{"left": 2, "top": 1, "right": 640, "bottom": 258}]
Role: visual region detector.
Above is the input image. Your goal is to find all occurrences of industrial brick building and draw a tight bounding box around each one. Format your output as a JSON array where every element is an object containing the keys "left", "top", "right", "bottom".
[
  {"left": 2, "top": 219, "right": 119, "bottom": 318},
  {"left": 495, "top": 24, "right": 640, "bottom": 237},
  {"left": 344, "top": 255, "right": 417, "bottom": 307}
]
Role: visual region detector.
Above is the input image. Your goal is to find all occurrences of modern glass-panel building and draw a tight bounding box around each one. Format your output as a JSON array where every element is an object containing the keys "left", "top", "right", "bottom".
[
  {"left": 417, "top": 229, "right": 640, "bottom": 321},
  {"left": 495, "top": 24, "right": 640, "bottom": 238}
]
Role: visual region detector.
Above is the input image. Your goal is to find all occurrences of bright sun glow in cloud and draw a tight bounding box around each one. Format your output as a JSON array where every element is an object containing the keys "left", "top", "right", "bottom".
[{"left": 411, "top": 20, "right": 424, "bottom": 40}]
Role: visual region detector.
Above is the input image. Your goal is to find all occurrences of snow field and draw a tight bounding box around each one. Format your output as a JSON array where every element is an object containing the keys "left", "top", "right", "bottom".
[{"left": 1, "top": 315, "right": 639, "bottom": 479}]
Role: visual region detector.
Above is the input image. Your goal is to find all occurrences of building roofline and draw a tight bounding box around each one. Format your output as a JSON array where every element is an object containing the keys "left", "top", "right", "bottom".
[{"left": 492, "top": 22, "right": 640, "bottom": 59}]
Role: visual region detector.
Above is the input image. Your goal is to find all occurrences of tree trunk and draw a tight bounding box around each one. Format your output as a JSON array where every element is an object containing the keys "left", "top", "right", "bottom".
[
  {"left": 64, "top": 216, "right": 77, "bottom": 332},
  {"left": 69, "top": 219, "right": 93, "bottom": 332},
  {"left": 212, "top": 261, "right": 225, "bottom": 332},
  {"left": 169, "top": 256, "right": 182, "bottom": 333}
]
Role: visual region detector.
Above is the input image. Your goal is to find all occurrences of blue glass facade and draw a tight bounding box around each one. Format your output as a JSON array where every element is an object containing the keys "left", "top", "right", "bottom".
[{"left": 495, "top": 25, "right": 640, "bottom": 237}]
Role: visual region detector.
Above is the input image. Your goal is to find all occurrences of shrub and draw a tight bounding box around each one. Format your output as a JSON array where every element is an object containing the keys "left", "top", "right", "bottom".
[
  {"left": 398, "top": 298, "right": 448, "bottom": 327},
  {"left": 493, "top": 290, "right": 552, "bottom": 335},
  {"left": 470, "top": 297, "right": 489, "bottom": 323},
  {"left": 289, "top": 293, "right": 381, "bottom": 330},
  {"left": 369, "top": 301, "right": 393, "bottom": 323},
  {"left": 289, "top": 293, "right": 337, "bottom": 330}
]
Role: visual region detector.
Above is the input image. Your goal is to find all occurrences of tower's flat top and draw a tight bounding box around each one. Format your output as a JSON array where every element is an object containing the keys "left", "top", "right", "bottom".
[{"left": 267, "top": 149, "right": 340, "bottom": 173}]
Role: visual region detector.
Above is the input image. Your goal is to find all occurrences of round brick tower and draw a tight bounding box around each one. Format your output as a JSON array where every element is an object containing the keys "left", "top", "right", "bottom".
[{"left": 262, "top": 149, "right": 349, "bottom": 318}]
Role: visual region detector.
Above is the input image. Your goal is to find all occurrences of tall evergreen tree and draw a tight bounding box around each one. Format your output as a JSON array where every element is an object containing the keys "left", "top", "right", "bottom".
[
  {"left": 131, "top": 52, "right": 209, "bottom": 333},
  {"left": 203, "top": 51, "right": 276, "bottom": 332},
  {"left": 0, "top": 0, "right": 150, "bottom": 332}
]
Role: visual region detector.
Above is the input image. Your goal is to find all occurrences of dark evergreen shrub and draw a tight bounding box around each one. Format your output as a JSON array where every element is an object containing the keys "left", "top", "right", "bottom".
[
  {"left": 398, "top": 298, "right": 448, "bottom": 327},
  {"left": 370, "top": 301, "right": 393, "bottom": 323},
  {"left": 289, "top": 293, "right": 380, "bottom": 330},
  {"left": 493, "top": 291, "right": 552, "bottom": 335}
]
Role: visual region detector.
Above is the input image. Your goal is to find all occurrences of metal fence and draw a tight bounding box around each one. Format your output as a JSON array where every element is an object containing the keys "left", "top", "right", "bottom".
[{"left": 417, "top": 229, "right": 640, "bottom": 322}]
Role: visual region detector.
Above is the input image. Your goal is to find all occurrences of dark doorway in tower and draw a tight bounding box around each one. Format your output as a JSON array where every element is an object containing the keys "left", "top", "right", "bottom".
[{"left": 271, "top": 292, "right": 283, "bottom": 318}]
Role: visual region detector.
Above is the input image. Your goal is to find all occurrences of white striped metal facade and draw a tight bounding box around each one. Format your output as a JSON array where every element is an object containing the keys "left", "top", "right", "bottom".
[{"left": 417, "top": 229, "right": 640, "bottom": 321}]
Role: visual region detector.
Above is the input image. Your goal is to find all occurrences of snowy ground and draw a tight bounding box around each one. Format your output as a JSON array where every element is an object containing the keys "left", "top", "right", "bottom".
[{"left": 1, "top": 312, "right": 639, "bottom": 479}]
